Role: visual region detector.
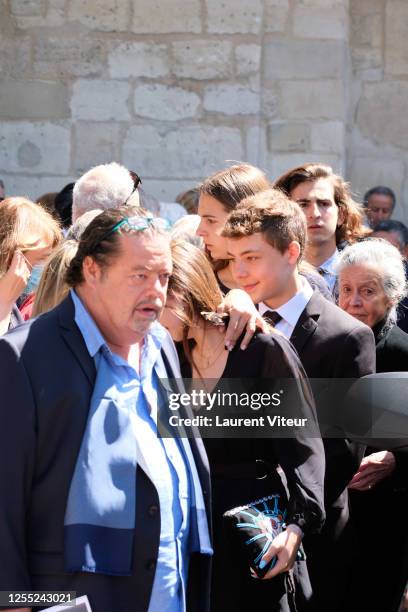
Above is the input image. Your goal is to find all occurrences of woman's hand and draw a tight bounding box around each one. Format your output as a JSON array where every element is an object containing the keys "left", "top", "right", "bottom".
[
  {"left": 348, "top": 451, "right": 396, "bottom": 491},
  {"left": 253, "top": 526, "right": 302, "bottom": 580},
  {"left": 0, "top": 250, "right": 31, "bottom": 308},
  {"left": 217, "top": 289, "right": 269, "bottom": 350},
  {"left": 0, "top": 251, "right": 31, "bottom": 334}
]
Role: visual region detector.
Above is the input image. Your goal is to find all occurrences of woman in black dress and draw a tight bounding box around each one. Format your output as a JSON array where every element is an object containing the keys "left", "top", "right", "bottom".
[
  {"left": 161, "top": 240, "right": 325, "bottom": 611},
  {"left": 337, "top": 238, "right": 408, "bottom": 611}
]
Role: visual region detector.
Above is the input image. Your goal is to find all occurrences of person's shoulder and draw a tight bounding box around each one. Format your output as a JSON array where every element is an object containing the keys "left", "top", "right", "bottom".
[
  {"left": 247, "top": 329, "right": 295, "bottom": 356},
  {"left": 384, "top": 325, "right": 408, "bottom": 352},
  {"left": 0, "top": 297, "right": 68, "bottom": 352}
]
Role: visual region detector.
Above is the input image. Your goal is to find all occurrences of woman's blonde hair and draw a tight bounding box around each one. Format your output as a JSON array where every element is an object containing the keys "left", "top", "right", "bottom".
[
  {"left": 0, "top": 197, "right": 61, "bottom": 274},
  {"left": 33, "top": 240, "right": 79, "bottom": 316}
]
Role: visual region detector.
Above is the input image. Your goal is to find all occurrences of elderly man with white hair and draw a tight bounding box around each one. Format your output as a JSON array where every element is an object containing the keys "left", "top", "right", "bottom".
[
  {"left": 73, "top": 162, "right": 186, "bottom": 224},
  {"left": 72, "top": 162, "right": 140, "bottom": 221}
]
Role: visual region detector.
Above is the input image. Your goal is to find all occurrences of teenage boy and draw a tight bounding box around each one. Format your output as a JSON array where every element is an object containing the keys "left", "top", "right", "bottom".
[{"left": 223, "top": 189, "right": 376, "bottom": 612}]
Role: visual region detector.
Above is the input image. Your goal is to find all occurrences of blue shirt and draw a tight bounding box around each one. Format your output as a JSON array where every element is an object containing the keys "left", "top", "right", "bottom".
[{"left": 71, "top": 290, "right": 191, "bottom": 612}]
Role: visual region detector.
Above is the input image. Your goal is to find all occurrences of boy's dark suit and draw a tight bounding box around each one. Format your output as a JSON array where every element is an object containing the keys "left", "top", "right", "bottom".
[
  {"left": 0, "top": 295, "right": 211, "bottom": 612},
  {"left": 289, "top": 290, "right": 376, "bottom": 611}
]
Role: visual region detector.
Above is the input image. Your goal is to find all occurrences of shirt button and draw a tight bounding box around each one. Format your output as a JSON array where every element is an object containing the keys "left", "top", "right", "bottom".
[
  {"left": 146, "top": 559, "right": 156, "bottom": 571},
  {"left": 148, "top": 504, "right": 159, "bottom": 516}
]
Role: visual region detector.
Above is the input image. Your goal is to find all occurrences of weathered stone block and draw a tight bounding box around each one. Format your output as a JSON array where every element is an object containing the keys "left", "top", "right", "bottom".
[
  {"left": 11, "top": 0, "right": 65, "bottom": 27},
  {"left": 268, "top": 153, "right": 343, "bottom": 182},
  {"left": 262, "top": 84, "right": 279, "bottom": 119},
  {"left": 172, "top": 40, "right": 233, "bottom": 80},
  {"left": 295, "top": 0, "right": 345, "bottom": 7},
  {"left": 142, "top": 179, "right": 197, "bottom": 203},
  {"left": 68, "top": 0, "right": 129, "bottom": 32},
  {"left": 0, "top": 122, "right": 70, "bottom": 175},
  {"left": 0, "top": 80, "right": 70, "bottom": 120},
  {"left": 203, "top": 84, "right": 259, "bottom": 115},
  {"left": 134, "top": 84, "right": 200, "bottom": 120},
  {"left": 351, "top": 14, "right": 382, "bottom": 48},
  {"left": 245, "top": 124, "right": 267, "bottom": 166},
  {"left": 132, "top": 0, "right": 201, "bottom": 33},
  {"left": 206, "top": 0, "right": 263, "bottom": 34},
  {"left": 311, "top": 121, "right": 345, "bottom": 154},
  {"left": 109, "top": 42, "right": 170, "bottom": 78},
  {"left": 357, "top": 81, "right": 408, "bottom": 149},
  {"left": 264, "top": 0, "right": 289, "bottom": 33},
  {"left": 350, "top": 0, "right": 384, "bottom": 16},
  {"left": 268, "top": 122, "right": 310, "bottom": 152},
  {"left": 385, "top": 1, "right": 408, "bottom": 76},
  {"left": 0, "top": 36, "right": 31, "bottom": 78},
  {"left": 71, "top": 79, "right": 130, "bottom": 121},
  {"left": 10, "top": 0, "right": 45, "bottom": 15},
  {"left": 264, "top": 41, "right": 345, "bottom": 80},
  {"left": 348, "top": 156, "right": 404, "bottom": 204},
  {"left": 235, "top": 45, "right": 261, "bottom": 76},
  {"left": 122, "top": 125, "right": 243, "bottom": 178},
  {"left": 279, "top": 80, "right": 345, "bottom": 119},
  {"left": 73, "top": 122, "right": 121, "bottom": 173},
  {"left": 3, "top": 175, "right": 75, "bottom": 200},
  {"left": 351, "top": 12, "right": 383, "bottom": 71},
  {"left": 34, "top": 37, "right": 106, "bottom": 78},
  {"left": 292, "top": 7, "right": 347, "bottom": 39}
]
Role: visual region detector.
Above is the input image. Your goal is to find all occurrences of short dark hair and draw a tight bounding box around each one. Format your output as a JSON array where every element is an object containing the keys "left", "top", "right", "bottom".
[
  {"left": 373, "top": 219, "right": 408, "bottom": 248},
  {"left": 65, "top": 205, "right": 158, "bottom": 287},
  {"left": 364, "top": 186, "right": 396, "bottom": 209},
  {"left": 222, "top": 189, "right": 306, "bottom": 261}
]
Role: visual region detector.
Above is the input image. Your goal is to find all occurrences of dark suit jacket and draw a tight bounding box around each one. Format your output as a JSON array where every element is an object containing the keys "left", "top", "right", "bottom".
[
  {"left": 0, "top": 295, "right": 211, "bottom": 612},
  {"left": 289, "top": 291, "right": 376, "bottom": 514},
  {"left": 376, "top": 323, "right": 408, "bottom": 373},
  {"left": 289, "top": 292, "right": 376, "bottom": 610}
]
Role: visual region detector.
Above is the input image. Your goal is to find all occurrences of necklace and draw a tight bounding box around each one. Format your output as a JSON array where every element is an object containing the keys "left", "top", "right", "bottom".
[{"left": 193, "top": 337, "right": 226, "bottom": 369}]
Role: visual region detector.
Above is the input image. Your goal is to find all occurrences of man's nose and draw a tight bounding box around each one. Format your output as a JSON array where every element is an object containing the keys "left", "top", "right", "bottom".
[
  {"left": 309, "top": 202, "right": 321, "bottom": 219},
  {"left": 196, "top": 220, "right": 206, "bottom": 236},
  {"left": 233, "top": 261, "right": 248, "bottom": 278}
]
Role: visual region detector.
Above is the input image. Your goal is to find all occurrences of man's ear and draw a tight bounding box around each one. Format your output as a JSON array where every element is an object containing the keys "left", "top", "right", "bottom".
[
  {"left": 286, "top": 241, "right": 301, "bottom": 265},
  {"left": 82, "top": 256, "right": 102, "bottom": 287}
]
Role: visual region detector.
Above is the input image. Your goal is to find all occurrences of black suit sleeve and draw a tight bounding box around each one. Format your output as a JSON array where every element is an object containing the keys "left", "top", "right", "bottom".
[
  {"left": 333, "top": 324, "right": 376, "bottom": 378},
  {"left": 0, "top": 337, "right": 36, "bottom": 591},
  {"left": 260, "top": 334, "right": 326, "bottom": 535}
]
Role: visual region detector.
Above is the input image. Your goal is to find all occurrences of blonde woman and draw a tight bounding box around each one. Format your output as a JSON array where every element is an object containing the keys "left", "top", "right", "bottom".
[{"left": 0, "top": 197, "right": 61, "bottom": 334}]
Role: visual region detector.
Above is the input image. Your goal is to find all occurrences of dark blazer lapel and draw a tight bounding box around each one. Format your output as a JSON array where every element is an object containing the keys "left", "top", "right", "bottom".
[
  {"left": 290, "top": 291, "right": 322, "bottom": 355},
  {"left": 159, "top": 331, "right": 211, "bottom": 518},
  {"left": 57, "top": 295, "right": 96, "bottom": 387}
]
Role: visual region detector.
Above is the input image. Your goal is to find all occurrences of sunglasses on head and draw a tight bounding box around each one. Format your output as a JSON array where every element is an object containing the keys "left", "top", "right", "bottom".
[
  {"left": 124, "top": 172, "right": 142, "bottom": 205},
  {"left": 91, "top": 215, "right": 171, "bottom": 253}
]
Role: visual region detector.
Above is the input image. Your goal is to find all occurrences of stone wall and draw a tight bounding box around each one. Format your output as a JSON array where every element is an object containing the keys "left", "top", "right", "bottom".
[{"left": 0, "top": 0, "right": 406, "bottom": 219}]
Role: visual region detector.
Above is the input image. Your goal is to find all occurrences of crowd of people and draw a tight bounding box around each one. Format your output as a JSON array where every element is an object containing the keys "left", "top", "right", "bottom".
[{"left": 0, "top": 160, "right": 407, "bottom": 612}]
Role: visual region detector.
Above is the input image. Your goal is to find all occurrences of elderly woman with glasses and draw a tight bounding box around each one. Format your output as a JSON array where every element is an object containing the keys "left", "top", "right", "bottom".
[{"left": 336, "top": 238, "right": 408, "bottom": 611}]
